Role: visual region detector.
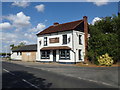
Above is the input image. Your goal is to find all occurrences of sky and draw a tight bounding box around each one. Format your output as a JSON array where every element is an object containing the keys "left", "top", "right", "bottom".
[{"left": 0, "top": 1, "right": 119, "bottom": 53}]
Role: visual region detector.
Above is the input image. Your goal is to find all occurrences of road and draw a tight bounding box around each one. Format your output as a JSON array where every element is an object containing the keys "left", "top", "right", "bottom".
[{"left": 2, "top": 61, "right": 119, "bottom": 89}]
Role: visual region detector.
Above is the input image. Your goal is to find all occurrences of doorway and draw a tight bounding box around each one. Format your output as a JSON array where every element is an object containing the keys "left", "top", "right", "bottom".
[{"left": 53, "top": 50, "right": 56, "bottom": 62}]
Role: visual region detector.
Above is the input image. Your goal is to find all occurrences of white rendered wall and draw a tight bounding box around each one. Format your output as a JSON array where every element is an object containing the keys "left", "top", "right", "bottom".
[
  {"left": 36, "top": 30, "right": 85, "bottom": 63},
  {"left": 11, "top": 52, "right": 22, "bottom": 60}
]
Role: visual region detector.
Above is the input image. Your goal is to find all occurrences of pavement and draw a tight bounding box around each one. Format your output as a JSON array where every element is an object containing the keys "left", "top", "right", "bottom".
[{"left": 2, "top": 60, "right": 120, "bottom": 89}]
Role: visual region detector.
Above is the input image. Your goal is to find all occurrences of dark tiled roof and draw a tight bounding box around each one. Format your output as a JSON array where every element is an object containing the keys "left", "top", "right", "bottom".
[
  {"left": 12, "top": 44, "right": 37, "bottom": 52},
  {"left": 37, "top": 20, "right": 84, "bottom": 35},
  {"left": 41, "top": 46, "right": 71, "bottom": 50}
]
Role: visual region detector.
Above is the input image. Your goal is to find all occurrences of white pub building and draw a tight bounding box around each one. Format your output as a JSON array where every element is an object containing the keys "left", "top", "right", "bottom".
[{"left": 36, "top": 16, "right": 89, "bottom": 64}]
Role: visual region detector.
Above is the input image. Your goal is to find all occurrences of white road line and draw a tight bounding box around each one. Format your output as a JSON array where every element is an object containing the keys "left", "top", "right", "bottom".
[
  {"left": 78, "top": 77, "right": 114, "bottom": 87},
  {"left": 3, "top": 69, "right": 15, "bottom": 75},
  {"left": 22, "top": 79, "right": 39, "bottom": 88},
  {"left": 3, "top": 68, "right": 39, "bottom": 89}
]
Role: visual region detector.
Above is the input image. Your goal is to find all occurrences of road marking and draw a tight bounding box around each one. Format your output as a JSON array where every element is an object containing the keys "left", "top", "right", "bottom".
[
  {"left": 22, "top": 79, "right": 39, "bottom": 88},
  {"left": 3, "top": 68, "right": 39, "bottom": 89},
  {"left": 3, "top": 69, "right": 15, "bottom": 75},
  {"left": 78, "top": 77, "right": 114, "bottom": 87}
]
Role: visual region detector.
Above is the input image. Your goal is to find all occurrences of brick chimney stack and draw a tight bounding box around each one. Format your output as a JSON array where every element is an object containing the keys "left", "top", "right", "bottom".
[
  {"left": 54, "top": 22, "right": 59, "bottom": 26},
  {"left": 83, "top": 16, "right": 88, "bottom": 62}
]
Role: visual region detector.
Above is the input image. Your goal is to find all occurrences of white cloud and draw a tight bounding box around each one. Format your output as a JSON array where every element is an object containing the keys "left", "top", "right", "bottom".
[
  {"left": 5, "top": 12, "right": 31, "bottom": 28},
  {"left": 86, "top": 0, "right": 109, "bottom": 6},
  {"left": 91, "top": 17, "right": 102, "bottom": 25},
  {"left": 35, "top": 4, "right": 45, "bottom": 12},
  {"left": 29, "top": 23, "right": 46, "bottom": 32},
  {"left": 0, "top": 22, "right": 12, "bottom": 30},
  {"left": 12, "top": 0, "right": 30, "bottom": 8}
]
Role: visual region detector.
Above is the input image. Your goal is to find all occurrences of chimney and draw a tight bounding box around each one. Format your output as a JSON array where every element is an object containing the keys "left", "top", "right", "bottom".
[
  {"left": 53, "top": 22, "right": 59, "bottom": 26},
  {"left": 83, "top": 16, "right": 88, "bottom": 62}
]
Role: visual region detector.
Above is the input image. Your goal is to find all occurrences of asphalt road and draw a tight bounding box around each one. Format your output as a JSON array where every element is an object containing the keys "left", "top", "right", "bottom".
[{"left": 2, "top": 61, "right": 119, "bottom": 89}]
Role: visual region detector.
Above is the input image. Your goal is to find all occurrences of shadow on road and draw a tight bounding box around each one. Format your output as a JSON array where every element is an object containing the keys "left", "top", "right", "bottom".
[{"left": 2, "top": 70, "right": 52, "bottom": 89}]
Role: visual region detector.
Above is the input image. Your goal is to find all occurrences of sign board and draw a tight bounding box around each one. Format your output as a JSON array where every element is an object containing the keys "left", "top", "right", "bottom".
[{"left": 49, "top": 37, "right": 59, "bottom": 43}]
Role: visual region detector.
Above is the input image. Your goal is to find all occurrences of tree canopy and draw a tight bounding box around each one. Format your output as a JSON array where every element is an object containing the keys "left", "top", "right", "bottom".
[
  {"left": 88, "top": 14, "right": 120, "bottom": 64},
  {"left": 10, "top": 42, "right": 26, "bottom": 50}
]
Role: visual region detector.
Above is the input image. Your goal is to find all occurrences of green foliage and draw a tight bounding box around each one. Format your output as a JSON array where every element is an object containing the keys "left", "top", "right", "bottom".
[
  {"left": 98, "top": 53, "right": 114, "bottom": 66},
  {"left": 88, "top": 14, "right": 120, "bottom": 64},
  {"left": 10, "top": 42, "right": 26, "bottom": 50}
]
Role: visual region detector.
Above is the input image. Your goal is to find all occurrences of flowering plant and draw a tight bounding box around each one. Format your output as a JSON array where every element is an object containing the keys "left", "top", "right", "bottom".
[{"left": 98, "top": 53, "right": 114, "bottom": 66}]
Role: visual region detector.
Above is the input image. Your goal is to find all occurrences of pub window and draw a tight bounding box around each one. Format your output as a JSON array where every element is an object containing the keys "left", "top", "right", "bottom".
[
  {"left": 44, "top": 37, "right": 47, "bottom": 46},
  {"left": 39, "top": 41, "right": 41, "bottom": 46},
  {"left": 59, "top": 50, "right": 70, "bottom": 59},
  {"left": 79, "top": 35, "right": 82, "bottom": 44},
  {"left": 41, "top": 50, "right": 50, "bottom": 59},
  {"left": 63, "top": 35, "right": 67, "bottom": 44},
  {"left": 79, "top": 50, "right": 82, "bottom": 60},
  {"left": 17, "top": 52, "right": 19, "bottom": 55},
  {"left": 20, "top": 52, "right": 22, "bottom": 55}
]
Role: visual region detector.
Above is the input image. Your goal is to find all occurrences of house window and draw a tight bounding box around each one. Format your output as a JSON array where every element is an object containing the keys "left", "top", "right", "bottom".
[
  {"left": 79, "top": 35, "right": 82, "bottom": 44},
  {"left": 63, "top": 35, "right": 67, "bottom": 44},
  {"left": 59, "top": 50, "right": 70, "bottom": 59},
  {"left": 79, "top": 50, "right": 82, "bottom": 60},
  {"left": 20, "top": 52, "right": 22, "bottom": 55},
  {"left": 39, "top": 41, "right": 41, "bottom": 46},
  {"left": 44, "top": 37, "right": 47, "bottom": 46},
  {"left": 41, "top": 50, "right": 50, "bottom": 59},
  {"left": 17, "top": 52, "right": 19, "bottom": 55}
]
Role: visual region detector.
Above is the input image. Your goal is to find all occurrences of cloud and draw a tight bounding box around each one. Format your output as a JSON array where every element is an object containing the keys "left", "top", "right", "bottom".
[
  {"left": 29, "top": 23, "right": 46, "bottom": 32},
  {"left": 12, "top": 0, "right": 30, "bottom": 8},
  {"left": 0, "top": 22, "right": 12, "bottom": 30},
  {"left": 86, "top": 0, "right": 109, "bottom": 6},
  {"left": 91, "top": 17, "right": 102, "bottom": 25},
  {"left": 35, "top": 4, "right": 45, "bottom": 12},
  {"left": 5, "top": 12, "right": 31, "bottom": 28}
]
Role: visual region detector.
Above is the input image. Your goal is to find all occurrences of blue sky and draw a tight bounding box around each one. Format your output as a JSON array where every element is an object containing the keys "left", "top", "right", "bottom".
[{"left": 1, "top": 2, "right": 118, "bottom": 53}]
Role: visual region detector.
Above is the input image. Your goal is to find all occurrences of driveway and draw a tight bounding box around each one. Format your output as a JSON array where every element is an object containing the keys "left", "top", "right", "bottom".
[{"left": 3, "top": 60, "right": 119, "bottom": 88}]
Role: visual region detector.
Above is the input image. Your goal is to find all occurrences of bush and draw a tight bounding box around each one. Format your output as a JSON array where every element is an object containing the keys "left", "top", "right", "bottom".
[{"left": 98, "top": 53, "right": 114, "bottom": 66}]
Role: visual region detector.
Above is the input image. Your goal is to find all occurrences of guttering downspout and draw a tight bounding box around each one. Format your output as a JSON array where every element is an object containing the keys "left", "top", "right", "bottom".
[{"left": 72, "top": 30, "right": 76, "bottom": 64}]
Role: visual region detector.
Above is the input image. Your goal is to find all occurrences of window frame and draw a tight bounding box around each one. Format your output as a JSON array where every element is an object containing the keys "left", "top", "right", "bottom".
[
  {"left": 79, "top": 35, "right": 82, "bottom": 45},
  {"left": 44, "top": 37, "right": 47, "bottom": 46},
  {"left": 59, "top": 50, "right": 70, "bottom": 60},
  {"left": 41, "top": 50, "right": 50, "bottom": 59},
  {"left": 78, "top": 49, "right": 82, "bottom": 60},
  {"left": 63, "top": 35, "right": 67, "bottom": 44}
]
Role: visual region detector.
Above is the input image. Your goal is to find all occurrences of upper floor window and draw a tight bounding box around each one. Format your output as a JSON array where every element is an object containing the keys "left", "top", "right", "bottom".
[
  {"left": 63, "top": 35, "right": 67, "bottom": 44},
  {"left": 44, "top": 37, "right": 47, "bottom": 46},
  {"left": 79, "top": 35, "right": 82, "bottom": 45},
  {"left": 39, "top": 41, "right": 41, "bottom": 46}
]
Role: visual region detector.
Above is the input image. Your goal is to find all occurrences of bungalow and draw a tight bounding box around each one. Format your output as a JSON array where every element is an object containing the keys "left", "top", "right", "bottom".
[
  {"left": 11, "top": 44, "right": 37, "bottom": 62},
  {"left": 36, "top": 16, "right": 89, "bottom": 64}
]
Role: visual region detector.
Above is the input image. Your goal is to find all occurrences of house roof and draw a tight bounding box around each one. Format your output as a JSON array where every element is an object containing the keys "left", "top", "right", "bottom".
[
  {"left": 41, "top": 46, "right": 71, "bottom": 50},
  {"left": 12, "top": 44, "right": 37, "bottom": 52},
  {"left": 37, "top": 19, "right": 84, "bottom": 35}
]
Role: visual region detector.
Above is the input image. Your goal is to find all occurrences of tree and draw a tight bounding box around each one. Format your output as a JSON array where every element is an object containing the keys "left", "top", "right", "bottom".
[
  {"left": 88, "top": 15, "right": 120, "bottom": 64},
  {"left": 10, "top": 42, "right": 26, "bottom": 50}
]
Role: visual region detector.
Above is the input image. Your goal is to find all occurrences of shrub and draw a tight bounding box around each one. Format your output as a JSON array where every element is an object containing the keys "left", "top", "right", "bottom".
[{"left": 98, "top": 53, "right": 114, "bottom": 66}]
